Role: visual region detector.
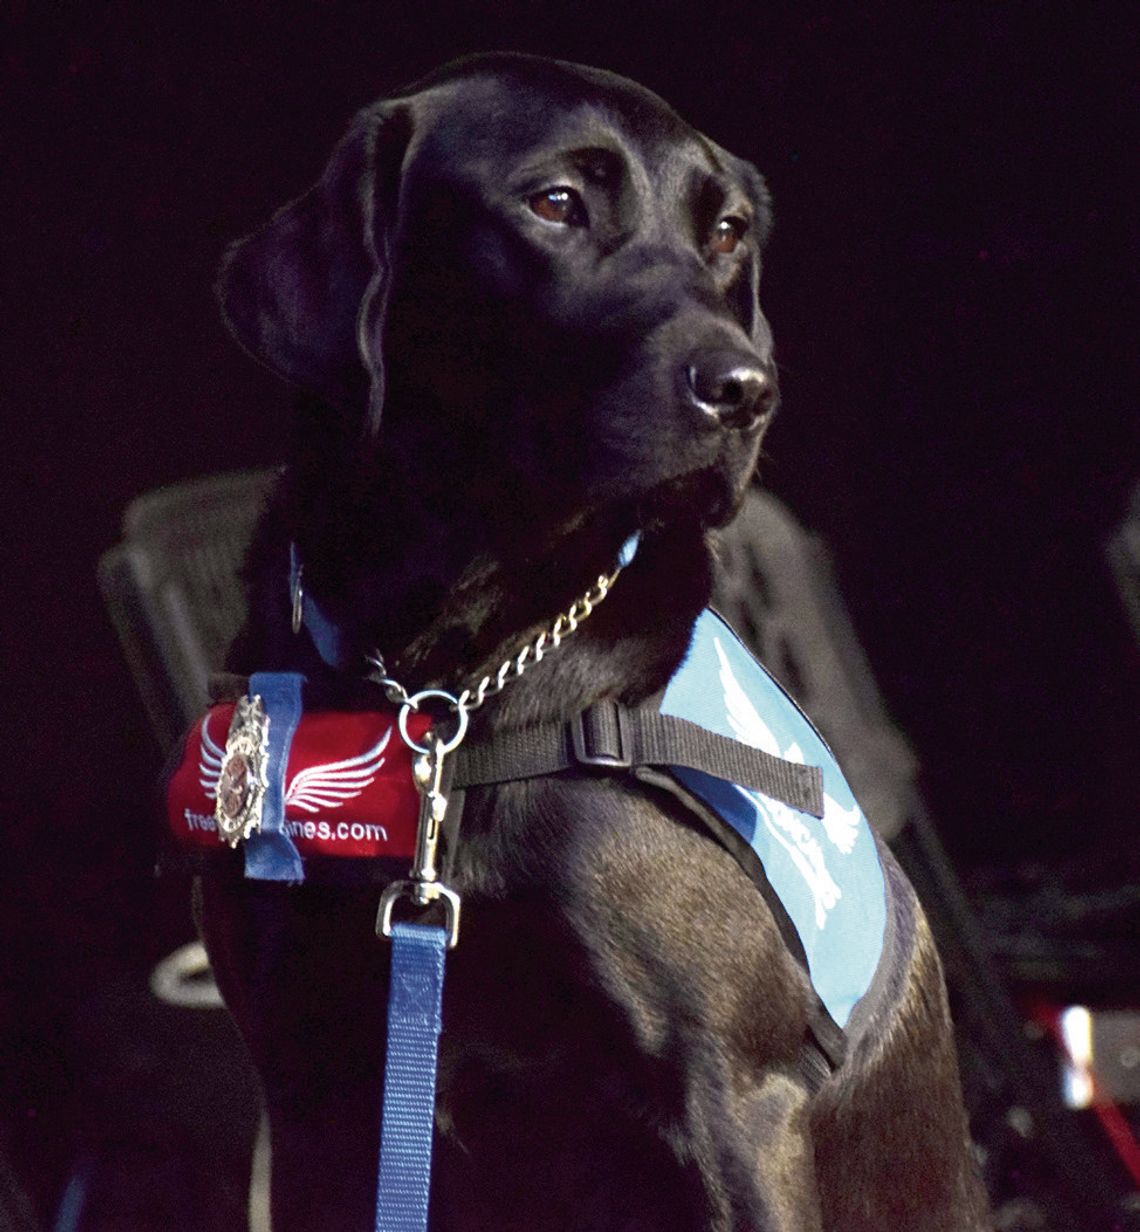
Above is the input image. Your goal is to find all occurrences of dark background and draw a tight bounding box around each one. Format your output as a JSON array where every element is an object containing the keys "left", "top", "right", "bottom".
[{"left": 2, "top": 1, "right": 1136, "bottom": 1222}]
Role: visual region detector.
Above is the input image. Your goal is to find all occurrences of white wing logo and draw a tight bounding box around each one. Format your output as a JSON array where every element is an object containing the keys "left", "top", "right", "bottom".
[
  {"left": 285, "top": 727, "right": 391, "bottom": 813},
  {"left": 199, "top": 712, "right": 224, "bottom": 797},
  {"left": 198, "top": 713, "right": 392, "bottom": 814},
  {"left": 714, "top": 637, "right": 861, "bottom": 928},
  {"left": 820, "top": 795, "right": 860, "bottom": 855}
]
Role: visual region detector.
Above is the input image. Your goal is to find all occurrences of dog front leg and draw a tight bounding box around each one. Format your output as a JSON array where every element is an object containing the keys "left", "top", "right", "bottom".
[
  {"left": 677, "top": 1056, "right": 824, "bottom": 1232},
  {"left": 558, "top": 785, "right": 829, "bottom": 1231},
  {"left": 808, "top": 889, "right": 990, "bottom": 1231},
  {"left": 198, "top": 876, "right": 391, "bottom": 1231}
]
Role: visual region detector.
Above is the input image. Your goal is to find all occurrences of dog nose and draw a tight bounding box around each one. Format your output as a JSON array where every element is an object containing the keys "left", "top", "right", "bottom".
[{"left": 685, "top": 352, "right": 776, "bottom": 430}]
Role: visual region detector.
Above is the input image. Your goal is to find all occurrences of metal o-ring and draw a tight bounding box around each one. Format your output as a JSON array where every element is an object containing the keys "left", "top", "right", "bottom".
[{"left": 397, "top": 689, "right": 469, "bottom": 755}]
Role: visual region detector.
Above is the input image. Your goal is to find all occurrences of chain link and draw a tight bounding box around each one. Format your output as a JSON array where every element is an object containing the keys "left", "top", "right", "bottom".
[
  {"left": 365, "top": 553, "right": 630, "bottom": 718},
  {"left": 362, "top": 654, "right": 412, "bottom": 706}
]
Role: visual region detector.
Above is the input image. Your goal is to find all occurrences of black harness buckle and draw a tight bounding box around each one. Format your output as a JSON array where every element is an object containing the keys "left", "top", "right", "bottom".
[{"left": 570, "top": 701, "right": 633, "bottom": 770}]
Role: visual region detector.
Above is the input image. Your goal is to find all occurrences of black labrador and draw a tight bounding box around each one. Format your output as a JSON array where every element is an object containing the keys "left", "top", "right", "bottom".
[{"left": 199, "top": 53, "right": 989, "bottom": 1230}]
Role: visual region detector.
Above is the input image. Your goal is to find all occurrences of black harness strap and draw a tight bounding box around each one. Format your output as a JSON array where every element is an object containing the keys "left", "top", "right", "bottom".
[
  {"left": 206, "top": 682, "right": 823, "bottom": 820},
  {"left": 454, "top": 700, "right": 824, "bottom": 819}
]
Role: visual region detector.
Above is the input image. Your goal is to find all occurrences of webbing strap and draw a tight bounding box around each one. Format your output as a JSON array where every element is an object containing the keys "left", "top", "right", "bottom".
[
  {"left": 243, "top": 672, "right": 305, "bottom": 881},
  {"left": 376, "top": 922, "right": 447, "bottom": 1232},
  {"left": 198, "top": 687, "right": 823, "bottom": 819},
  {"left": 291, "top": 542, "right": 354, "bottom": 669},
  {"left": 454, "top": 703, "right": 824, "bottom": 818}
]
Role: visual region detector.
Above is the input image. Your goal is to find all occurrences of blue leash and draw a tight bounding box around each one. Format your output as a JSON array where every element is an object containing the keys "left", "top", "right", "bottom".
[
  {"left": 359, "top": 537, "right": 641, "bottom": 1229},
  {"left": 375, "top": 922, "right": 448, "bottom": 1232},
  {"left": 373, "top": 719, "right": 463, "bottom": 1232}
]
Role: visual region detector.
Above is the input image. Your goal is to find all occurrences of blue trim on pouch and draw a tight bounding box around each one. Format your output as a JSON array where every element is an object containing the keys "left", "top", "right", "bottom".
[
  {"left": 244, "top": 671, "right": 306, "bottom": 882},
  {"left": 660, "top": 611, "right": 887, "bottom": 1028}
]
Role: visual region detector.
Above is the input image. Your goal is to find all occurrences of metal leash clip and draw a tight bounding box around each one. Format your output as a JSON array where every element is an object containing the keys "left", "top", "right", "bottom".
[{"left": 377, "top": 690, "right": 469, "bottom": 949}]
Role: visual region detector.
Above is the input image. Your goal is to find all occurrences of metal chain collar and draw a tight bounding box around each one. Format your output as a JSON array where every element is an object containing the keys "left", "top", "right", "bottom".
[
  {"left": 365, "top": 536, "right": 638, "bottom": 725},
  {"left": 374, "top": 532, "right": 637, "bottom": 951}
]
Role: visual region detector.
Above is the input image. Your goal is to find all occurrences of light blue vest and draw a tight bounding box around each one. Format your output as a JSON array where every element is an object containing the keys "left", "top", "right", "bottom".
[{"left": 660, "top": 610, "right": 887, "bottom": 1029}]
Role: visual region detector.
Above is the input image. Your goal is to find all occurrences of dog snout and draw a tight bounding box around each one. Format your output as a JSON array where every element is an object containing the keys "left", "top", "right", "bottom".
[{"left": 685, "top": 350, "right": 776, "bottom": 430}]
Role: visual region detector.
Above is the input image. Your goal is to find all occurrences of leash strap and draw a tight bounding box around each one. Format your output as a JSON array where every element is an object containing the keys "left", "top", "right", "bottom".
[{"left": 376, "top": 921, "right": 447, "bottom": 1232}]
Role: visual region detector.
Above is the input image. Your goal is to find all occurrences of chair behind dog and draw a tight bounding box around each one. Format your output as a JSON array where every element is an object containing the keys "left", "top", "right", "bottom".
[{"left": 98, "top": 468, "right": 274, "bottom": 753}]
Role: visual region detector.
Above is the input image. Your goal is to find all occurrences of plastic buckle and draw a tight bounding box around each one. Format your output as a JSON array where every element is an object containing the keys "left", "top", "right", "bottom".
[{"left": 570, "top": 701, "right": 632, "bottom": 770}]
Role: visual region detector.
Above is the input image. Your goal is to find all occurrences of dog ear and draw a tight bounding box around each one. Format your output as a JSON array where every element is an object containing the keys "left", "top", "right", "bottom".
[
  {"left": 216, "top": 103, "right": 414, "bottom": 412},
  {"left": 738, "top": 159, "right": 774, "bottom": 351}
]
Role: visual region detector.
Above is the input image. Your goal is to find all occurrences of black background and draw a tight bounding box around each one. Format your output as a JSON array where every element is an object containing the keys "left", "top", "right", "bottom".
[{"left": 2, "top": 1, "right": 1137, "bottom": 1218}]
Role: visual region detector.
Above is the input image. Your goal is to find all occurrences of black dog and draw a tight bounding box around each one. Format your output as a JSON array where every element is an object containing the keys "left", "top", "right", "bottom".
[{"left": 198, "top": 53, "right": 989, "bottom": 1230}]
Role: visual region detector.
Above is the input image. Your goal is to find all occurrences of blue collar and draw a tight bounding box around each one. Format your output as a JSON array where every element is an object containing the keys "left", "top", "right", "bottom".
[{"left": 290, "top": 533, "right": 642, "bottom": 672}]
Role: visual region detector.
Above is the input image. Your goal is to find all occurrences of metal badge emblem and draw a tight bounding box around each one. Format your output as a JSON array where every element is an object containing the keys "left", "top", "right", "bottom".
[{"left": 214, "top": 694, "right": 271, "bottom": 847}]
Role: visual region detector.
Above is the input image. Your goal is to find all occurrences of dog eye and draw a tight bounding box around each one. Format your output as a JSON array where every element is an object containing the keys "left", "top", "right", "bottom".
[
  {"left": 710, "top": 216, "right": 747, "bottom": 255},
  {"left": 528, "top": 187, "right": 585, "bottom": 226}
]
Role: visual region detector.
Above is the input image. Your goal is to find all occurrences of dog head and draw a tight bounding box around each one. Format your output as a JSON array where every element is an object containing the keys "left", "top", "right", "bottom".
[{"left": 219, "top": 53, "right": 776, "bottom": 547}]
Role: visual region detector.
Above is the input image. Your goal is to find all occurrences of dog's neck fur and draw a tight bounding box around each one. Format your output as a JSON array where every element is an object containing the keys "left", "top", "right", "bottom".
[{"left": 242, "top": 422, "right": 717, "bottom": 731}]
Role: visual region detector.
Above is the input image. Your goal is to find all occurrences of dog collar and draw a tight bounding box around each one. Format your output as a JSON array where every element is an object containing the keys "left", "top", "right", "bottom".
[{"left": 288, "top": 533, "right": 643, "bottom": 674}]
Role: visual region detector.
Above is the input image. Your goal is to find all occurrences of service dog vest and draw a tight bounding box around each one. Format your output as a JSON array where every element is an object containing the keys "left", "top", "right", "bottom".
[{"left": 165, "top": 610, "right": 887, "bottom": 1041}]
